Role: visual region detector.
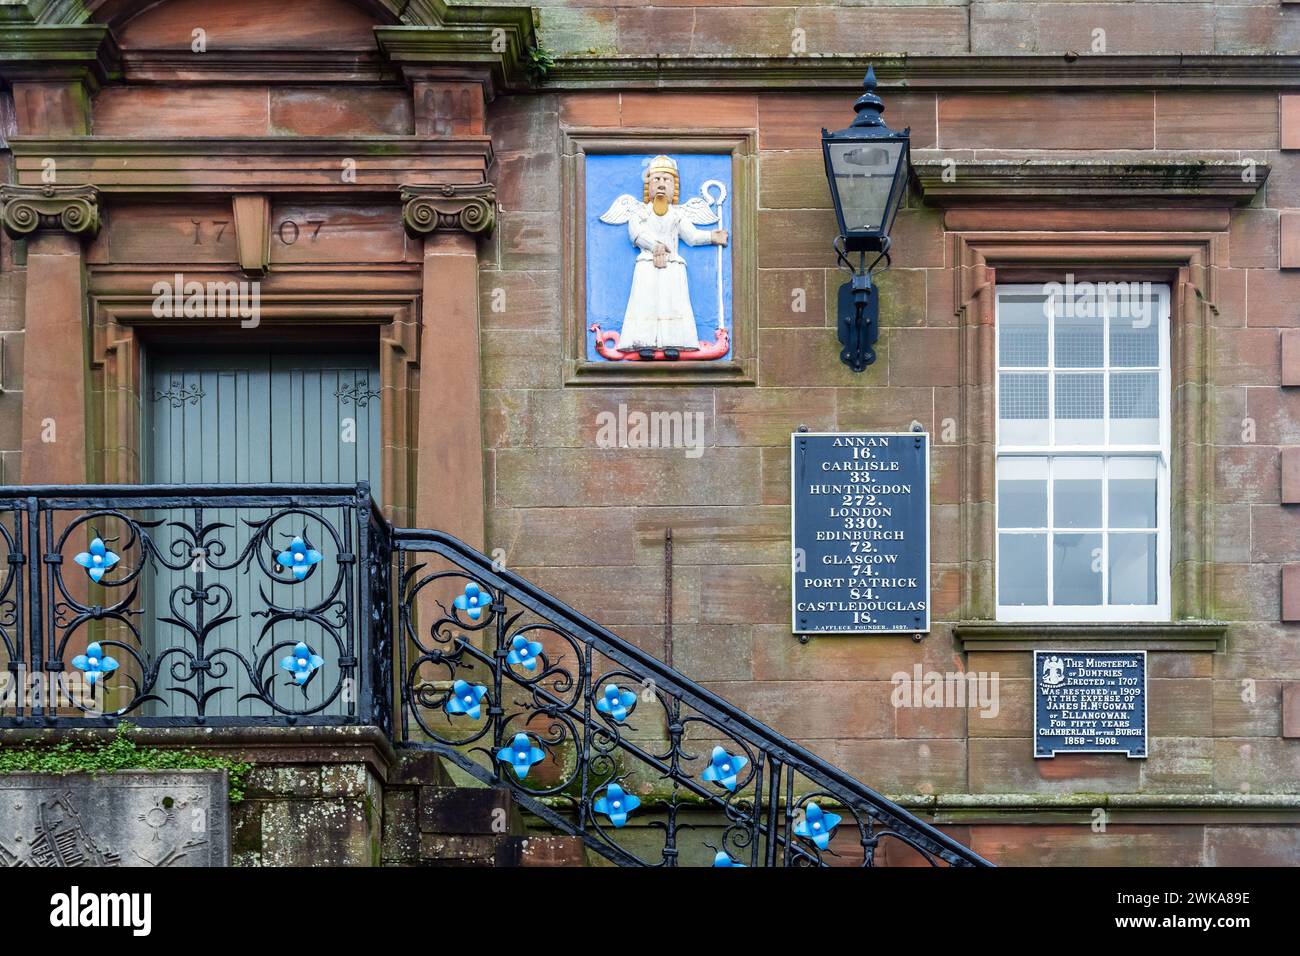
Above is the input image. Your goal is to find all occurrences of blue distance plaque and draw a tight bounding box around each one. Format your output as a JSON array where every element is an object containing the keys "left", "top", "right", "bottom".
[
  {"left": 791, "top": 432, "right": 930, "bottom": 635},
  {"left": 1034, "top": 650, "right": 1147, "bottom": 758}
]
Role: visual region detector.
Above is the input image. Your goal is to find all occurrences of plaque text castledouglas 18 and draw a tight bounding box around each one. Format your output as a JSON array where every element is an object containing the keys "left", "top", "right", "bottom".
[{"left": 791, "top": 432, "right": 930, "bottom": 635}]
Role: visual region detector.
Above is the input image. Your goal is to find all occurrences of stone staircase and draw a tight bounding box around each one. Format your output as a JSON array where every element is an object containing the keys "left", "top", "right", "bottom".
[{"left": 381, "top": 752, "right": 589, "bottom": 867}]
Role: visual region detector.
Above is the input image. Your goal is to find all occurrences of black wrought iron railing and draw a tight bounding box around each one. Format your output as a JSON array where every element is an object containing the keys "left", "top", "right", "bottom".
[
  {"left": 393, "top": 526, "right": 989, "bottom": 867},
  {"left": 0, "top": 484, "right": 387, "bottom": 728},
  {"left": 0, "top": 483, "right": 988, "bottom": 867}
]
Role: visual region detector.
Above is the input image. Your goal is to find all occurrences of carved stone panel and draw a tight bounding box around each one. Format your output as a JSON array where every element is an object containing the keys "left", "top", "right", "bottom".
[{"left": 0, "top": 771, "right": 229, "bottom": 867}]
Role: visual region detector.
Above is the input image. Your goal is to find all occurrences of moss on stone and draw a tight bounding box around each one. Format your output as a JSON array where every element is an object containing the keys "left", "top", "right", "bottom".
[{"left": 0, "top": 722, "right": 252, "bottom": 802}]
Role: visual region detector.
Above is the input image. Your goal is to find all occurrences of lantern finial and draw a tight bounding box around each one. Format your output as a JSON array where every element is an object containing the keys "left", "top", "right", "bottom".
[{"left": 851, "top": 65, "right": 886, "bottom": 128}]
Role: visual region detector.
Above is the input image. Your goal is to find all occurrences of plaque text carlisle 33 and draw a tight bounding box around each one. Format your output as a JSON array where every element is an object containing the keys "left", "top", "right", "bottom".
[{"left": 791, "top": 432, "right": 930, "bottom": 635}]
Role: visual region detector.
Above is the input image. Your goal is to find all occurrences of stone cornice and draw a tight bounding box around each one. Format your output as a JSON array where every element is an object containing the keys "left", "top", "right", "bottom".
[
  {"left": 913, "top": 154, "right": 1268, "bottom": 206},
  {"left": 8, "top": 137, "right": 494, "bottom": 194},
  {"left": 542, "top": 53, "right": 1300, "bottom": 92},
  {"left": 0, "top": 23, "right": 120, "bottom": 86},
  {"left": 117, "top": 49, "right": 396, "bottom": 85},
  {"left": 1, "top": 1, "right": 537, "bottom": 90},
  {"left": 401, "top": 183, "right": 496, "bottom": 238},
  {"left": 12, "top": 0, "right": 532, "bottom": 31},
  {"left": 376, "top": 20, "right": 538, "bottom": 98},
  {"left": 0, "top": 183, "right": 100, "bottom": 239}
]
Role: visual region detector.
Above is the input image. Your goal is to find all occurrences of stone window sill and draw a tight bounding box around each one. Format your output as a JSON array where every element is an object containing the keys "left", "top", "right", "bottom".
[{"left": 952, "top": 621, "right": 1226, "bottom": 652}]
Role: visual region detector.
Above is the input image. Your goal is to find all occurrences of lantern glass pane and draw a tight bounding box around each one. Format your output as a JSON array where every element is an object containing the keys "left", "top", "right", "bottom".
[{"left": 827, "top": 140, "right": 904, "bottom": 234}]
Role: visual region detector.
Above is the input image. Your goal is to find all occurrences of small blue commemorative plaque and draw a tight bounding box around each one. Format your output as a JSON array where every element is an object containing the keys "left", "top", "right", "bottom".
[{"left": 1034, "top": 650, "right": 1147, "bottom": 758}]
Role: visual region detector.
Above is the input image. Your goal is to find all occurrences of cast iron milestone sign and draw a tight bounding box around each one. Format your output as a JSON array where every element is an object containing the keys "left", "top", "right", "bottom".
[
  {"left": 791, "top": 432, "right": 929, "bottom": 635},
  {"left": 1034, "top": 650, "right": 1148, "bottom": 758}
]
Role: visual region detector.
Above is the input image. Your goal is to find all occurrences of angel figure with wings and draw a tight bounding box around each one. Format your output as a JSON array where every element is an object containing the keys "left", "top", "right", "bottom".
[{"left": 597, "top": 155, "right": 729, "bottom": 358}]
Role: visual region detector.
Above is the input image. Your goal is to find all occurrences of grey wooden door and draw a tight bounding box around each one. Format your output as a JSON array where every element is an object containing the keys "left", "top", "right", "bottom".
[{"left": 145, "top": 351, "right": 381, "bottom": 719}]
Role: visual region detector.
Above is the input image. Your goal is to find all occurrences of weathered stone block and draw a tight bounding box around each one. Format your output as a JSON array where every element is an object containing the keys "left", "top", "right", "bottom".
[
  {"left": 417, "top": 832, "right": 501, "bottom": 865},
  {"left": 1283, "top": 329, "right": 1300, "bottom": 386},
  {"left": 246, "top": 765, "right": 321, "bottom": 799},
  {"left": 418, "top": 786, "right": 523, "bottom": 836},
  {"left": 1282, "top": 95, "right": 1300, "bottom": 150},
  {"left": 938, "top": 93, "right": 1154, "bottom": 150},
  {"left": 259, "top": 797, "right": 376, "bottom": 867},
  {"left": 1284, "top": 565, "right": 1300, "bottom": 622},
  {"left": 513, "top": 834, "right": 587, "bottom": 867},
  {"left": 1234, "top": 208, "right": 1281, "bottom": 269},
  {"left": 1283, "top": 683, "right": 1300, "bottom": 738},
  {"left": 320, "top": 764, "right": 369, "bottom": 797},
  {"left": 381, "top": 789, "right": 419, "bottom": 863}
]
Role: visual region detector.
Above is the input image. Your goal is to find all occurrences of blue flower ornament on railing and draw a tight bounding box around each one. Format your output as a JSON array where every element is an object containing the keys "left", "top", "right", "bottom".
[
  {"left": 280, "top": 642, "right": 324, "bottom": 686},
  {"left": 72, "top": 642, "right": 118, "bottom": 686},
  {"left": 454, "top": 582, "right": 490, "bottom": 621},
  {"left": 595, "top": 683, "right": 637, "bottom": 723},
  {"left": 506, "top": 634, "right": 543, "bottom": 671},
  {"left": 74, "top": 538, "right": 119, "bottom": 583},
  {"left": 445, "top": 679, "right": 488, "bottom": 720},
  {"left": 793, "top": 801, "right": 842, "bottom": 851},
  {"left": 276, "top": 536, "right": 322, "bottom": 581},
  {"left": 701, "top": 746, "right": 748, "bottom": 792},
  {"left": 594, "top": 783, "right": 640, "bottom": 828},
  {"left": 497, "top": 732, "right": 546, "bottom": 780}
]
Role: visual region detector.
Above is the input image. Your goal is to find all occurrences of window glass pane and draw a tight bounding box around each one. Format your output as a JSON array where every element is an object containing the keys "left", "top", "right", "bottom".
[
  {"left": 998, "top": 457, "right": 1047, "bottom": 528},
  {"left": 1109, "top": 288, "right": 1160, "bottom": 367},
  {"left": 1053, "top": 457, "right": 1103, "bottom": 528},
  {"left": 999, "top": 372, "right": 1049, "bottom": 445},
  {"left": 999, "top": 533, "right": 1047, "bottom": 606},
  {"left": 1053, "top": 532, "right": 1103, "bottom": 605},
  {"left": 1054, "top": 373, "right": 1104, "bottom": 444},
  {"left": 1110, "top": 371, "right": 1160, "bottom": 444},
  {"left": 1109, "top": 458, "right": 1158, "bottom": 528},
  {"left": 998, "top": 295, "right": 1049, "bottom": 367},
  {"left": 1109, "top": 532, "right": 1157, "bottom": 605},
  {"left": 1055, "top": 301, "right": 1104, "bottom": 368}
]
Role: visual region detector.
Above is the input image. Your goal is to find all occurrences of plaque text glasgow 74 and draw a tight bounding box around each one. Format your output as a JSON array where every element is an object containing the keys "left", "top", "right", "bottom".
[{"left": 791, "top": 432, "right": 930, "bottom": 635}]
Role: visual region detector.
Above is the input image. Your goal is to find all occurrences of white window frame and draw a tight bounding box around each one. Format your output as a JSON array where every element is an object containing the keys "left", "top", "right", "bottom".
[{"left": 994, "top": 282, "right": 1171, "bottom": 623}]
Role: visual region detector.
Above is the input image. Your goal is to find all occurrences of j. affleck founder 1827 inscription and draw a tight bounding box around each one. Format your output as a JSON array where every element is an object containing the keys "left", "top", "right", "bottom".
[
  {"left": 1034, "top": 651, "right": 1148, "bottom": 758},
  {"left": 791, "top": 432, "right": 930, "bottom": 635}
]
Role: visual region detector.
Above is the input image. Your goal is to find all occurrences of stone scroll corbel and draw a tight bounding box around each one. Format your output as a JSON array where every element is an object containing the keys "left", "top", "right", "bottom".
[
  {"left": 0, "top": 184, "right": 102, "bottom": 240},
  {"left": 401, "top": 183, "right": 496, "bottom": 239}
]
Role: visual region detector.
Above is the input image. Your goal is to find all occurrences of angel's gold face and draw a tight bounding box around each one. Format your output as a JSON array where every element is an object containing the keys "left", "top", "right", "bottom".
[{"left": 648, "top": 170, "right": 676, "bottom": 215}]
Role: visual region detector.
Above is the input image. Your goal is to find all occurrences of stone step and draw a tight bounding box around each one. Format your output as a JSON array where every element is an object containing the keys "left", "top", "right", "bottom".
[
  {"left": 390, "top": 751, "right": 456, "bottom": 788},
  {"left": 418, "top": 785, "right": 527, "bottom": 837},
  {"left": 412, "top": 832, "right": 590, "bottom": 867},
  {"left": 511, "top": 835, "right": 589, "bottom": 867}
]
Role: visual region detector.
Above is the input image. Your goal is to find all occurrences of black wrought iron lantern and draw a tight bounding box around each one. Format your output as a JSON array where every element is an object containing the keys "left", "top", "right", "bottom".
[{"left": 821, "top": 65, "right": 910, "bottom": 371}]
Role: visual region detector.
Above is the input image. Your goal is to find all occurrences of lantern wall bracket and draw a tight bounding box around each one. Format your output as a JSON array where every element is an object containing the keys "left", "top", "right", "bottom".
[{"left": 835, "top": 236, "right": 889, "bottom": 372}]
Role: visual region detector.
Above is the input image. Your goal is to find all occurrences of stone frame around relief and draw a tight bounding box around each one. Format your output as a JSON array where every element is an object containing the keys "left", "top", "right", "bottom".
[{"left": 562, "top": 129, "right": 757, "bottom": 386}]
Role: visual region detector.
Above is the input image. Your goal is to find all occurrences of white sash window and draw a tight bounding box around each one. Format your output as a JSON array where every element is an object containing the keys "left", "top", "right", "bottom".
[{"left": 995, "top": 283, "right": 1171, "bottom": 622}]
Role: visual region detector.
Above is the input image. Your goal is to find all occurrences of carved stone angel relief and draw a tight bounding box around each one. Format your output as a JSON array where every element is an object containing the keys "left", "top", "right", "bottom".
[{"left": 586, "top": 154, "right": 733, "bottom": 362}]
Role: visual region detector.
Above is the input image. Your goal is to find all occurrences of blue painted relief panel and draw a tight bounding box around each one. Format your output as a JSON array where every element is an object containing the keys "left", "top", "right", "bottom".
[{"left": 585, "top": 153, "right": 733, "bottom": 362}]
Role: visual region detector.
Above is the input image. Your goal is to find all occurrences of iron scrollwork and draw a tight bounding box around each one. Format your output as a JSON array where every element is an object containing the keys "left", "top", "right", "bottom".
[
  {"left": 393, "top": 529, "right": 991, "bottom": 868},
  {"left": 0, "top": 486, "right": 371, "bottom": 726},
  {"left": 0, "top": 482, "right": 989, "bottom": 867}
]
